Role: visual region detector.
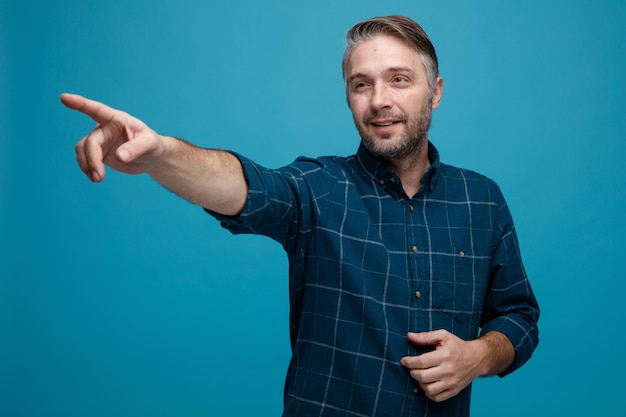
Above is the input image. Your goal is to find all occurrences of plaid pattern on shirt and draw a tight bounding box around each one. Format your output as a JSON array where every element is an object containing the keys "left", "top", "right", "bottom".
[{"left": 209, "top": 142, "right": 539, "bottom": 417}]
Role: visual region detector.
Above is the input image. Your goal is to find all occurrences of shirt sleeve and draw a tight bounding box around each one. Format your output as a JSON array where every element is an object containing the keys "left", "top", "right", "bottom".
[
  {"left": 479, "top": 192, "right": 540, "bottom": 377},
  {"left": 205, "top": 152, "right": 322, "bottom": 249}
]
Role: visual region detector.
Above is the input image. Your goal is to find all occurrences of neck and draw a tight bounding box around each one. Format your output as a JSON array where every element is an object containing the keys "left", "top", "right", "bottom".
[{"left": 384, "top": 141, "right": 430, "bottom": 197}]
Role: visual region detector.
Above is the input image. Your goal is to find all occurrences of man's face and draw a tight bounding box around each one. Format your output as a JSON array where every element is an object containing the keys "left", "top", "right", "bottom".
[{"left": 346, "top": 35, "right": 442, "bottom": 161}]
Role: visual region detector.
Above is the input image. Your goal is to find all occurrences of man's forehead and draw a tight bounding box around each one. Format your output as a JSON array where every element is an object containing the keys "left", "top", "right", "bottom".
[{"left": 347, "top": 36, "right": 424, "bottom": 76}]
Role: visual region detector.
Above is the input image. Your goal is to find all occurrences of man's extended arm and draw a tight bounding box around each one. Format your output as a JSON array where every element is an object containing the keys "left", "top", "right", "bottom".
[{"left": 61, "top": 93, "right": 247, "bottom": 216}]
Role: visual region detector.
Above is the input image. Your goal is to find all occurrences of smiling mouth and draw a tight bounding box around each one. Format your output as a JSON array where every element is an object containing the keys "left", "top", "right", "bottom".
[
  {"left": 365, "top": 111, "right": 406, "bottom": 127},
  {"left": 371, "top": 120, "right": 400, "bottom": 127}
]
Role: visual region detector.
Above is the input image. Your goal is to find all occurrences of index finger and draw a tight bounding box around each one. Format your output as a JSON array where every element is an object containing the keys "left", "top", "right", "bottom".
[
  {"left": 401, "top": 348, "right": 441, "bottom": 370},
  {"left": 60, "top": 93, "right": 118, "bottom": 125}
]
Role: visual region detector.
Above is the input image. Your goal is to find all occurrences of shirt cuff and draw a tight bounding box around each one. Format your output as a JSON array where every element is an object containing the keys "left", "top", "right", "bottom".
[{"left": 203, "top": 152, "right": 271, "bottom": 232}]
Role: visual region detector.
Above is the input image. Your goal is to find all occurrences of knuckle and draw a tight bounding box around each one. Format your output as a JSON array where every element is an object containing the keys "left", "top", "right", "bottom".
[{"left": 74, "top": 140, "right": 85, "bottom": 154}]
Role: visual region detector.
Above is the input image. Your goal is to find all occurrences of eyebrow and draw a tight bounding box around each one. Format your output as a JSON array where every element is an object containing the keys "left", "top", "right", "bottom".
[{"left": 348, "top": 66, "right": 416, "bottom": 84}]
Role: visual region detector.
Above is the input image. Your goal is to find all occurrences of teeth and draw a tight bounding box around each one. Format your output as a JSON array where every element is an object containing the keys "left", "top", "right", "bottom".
[{"left": 375, "top": 122, "right": 394, "bottom": 126}]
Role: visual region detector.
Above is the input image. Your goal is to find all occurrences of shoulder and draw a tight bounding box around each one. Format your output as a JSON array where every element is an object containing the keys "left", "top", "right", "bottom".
[
  {"left": 436, "top": 162, "right": 506, "bottom": 203},
  {"left": 283, "top": 154, "right": 358, "bottom": 178}
]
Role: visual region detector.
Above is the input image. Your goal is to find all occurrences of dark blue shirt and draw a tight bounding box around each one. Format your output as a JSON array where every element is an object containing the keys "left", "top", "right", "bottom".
[{"left": 210, "top": 142, "right": 539, "bottom": 417}]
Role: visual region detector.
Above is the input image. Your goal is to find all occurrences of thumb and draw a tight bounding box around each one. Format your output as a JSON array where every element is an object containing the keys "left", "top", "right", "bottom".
[
  {"left": 115, "top": 128, "right": 162, "bottom": 164},
  {"left": 408, "top": 330, "right": 448, "bottom": 347},
  {"left": 116, "top": 145, "right": 133, "bottom": 163}
]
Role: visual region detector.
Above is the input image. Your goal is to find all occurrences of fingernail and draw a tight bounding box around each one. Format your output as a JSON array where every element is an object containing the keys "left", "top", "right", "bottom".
[
  {"left": 118, "top": 149, "right": 130, "bottom": 162},
  {"left": 91, "top": 171, "right": 100, "bottom": 181}
]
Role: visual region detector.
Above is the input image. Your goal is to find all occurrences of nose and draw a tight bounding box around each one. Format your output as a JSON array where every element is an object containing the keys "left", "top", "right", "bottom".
[{"left": 370, "top": 83, "right": 393, "bottom": 109}]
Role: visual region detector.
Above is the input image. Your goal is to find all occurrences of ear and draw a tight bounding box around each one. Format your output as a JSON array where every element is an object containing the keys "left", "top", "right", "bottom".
[{"left": 431, "top": 77, "right": 444, "bottom": 109}]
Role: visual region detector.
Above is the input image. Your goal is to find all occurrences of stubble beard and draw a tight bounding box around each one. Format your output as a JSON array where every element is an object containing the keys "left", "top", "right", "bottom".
[{"left": 356, "top": 100, "right": 432, "bottom": 163}]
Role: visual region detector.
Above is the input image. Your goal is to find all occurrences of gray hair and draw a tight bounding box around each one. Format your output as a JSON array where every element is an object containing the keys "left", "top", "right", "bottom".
[{"left": 342, "top": 15, "right": 439, "bottom": 99}]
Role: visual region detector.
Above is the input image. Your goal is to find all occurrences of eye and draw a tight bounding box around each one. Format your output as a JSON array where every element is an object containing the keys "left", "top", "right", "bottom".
[
  {"left": 392, "top": 76, "right": 409, "bottom": 84},
  {"left": 352, "top": 81, "right": 370, "bottom": 91}
]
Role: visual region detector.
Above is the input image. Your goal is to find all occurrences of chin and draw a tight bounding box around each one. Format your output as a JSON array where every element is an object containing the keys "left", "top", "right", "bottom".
[{"left": 362, "top": 134, "right": 425, "bottom": 161}]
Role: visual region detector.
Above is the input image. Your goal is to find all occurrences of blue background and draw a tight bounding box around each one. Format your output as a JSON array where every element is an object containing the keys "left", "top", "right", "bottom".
[{"left": 2, "top": 0, "right": 625, "bottom": 415}]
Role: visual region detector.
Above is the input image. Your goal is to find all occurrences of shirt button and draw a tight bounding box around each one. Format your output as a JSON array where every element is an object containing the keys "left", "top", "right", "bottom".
[
  {"left": 411, "top": 245, "right": 418, "bottom": 253},
  {"left": 409, "top": 205, "right": 414, "bottom": 212},
  {"left": 413, "top": 386, "right": 420, "bottom": 395},
  {"left": 459, "top": 250, "right": 466, "bottom": 258},
  {"left": 414, "top": 290, "right": 421, "bottom": 299},
  {"left": 379, "top": 179, "right": 385, "bottom": 186}
]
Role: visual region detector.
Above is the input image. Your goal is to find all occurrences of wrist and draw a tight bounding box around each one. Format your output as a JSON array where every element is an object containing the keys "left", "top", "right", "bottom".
[
  {"left": 145, "top": 135, "right": 182, "bottom": 175},
  {"left": 468, "top": 337, "right": 491, "bottom": 378},
  {"left": 474, "top": 331, "right": 515, "bottom": 377},
  {"left": 156, "top": 135, "right": 180, "bottom": 159}
]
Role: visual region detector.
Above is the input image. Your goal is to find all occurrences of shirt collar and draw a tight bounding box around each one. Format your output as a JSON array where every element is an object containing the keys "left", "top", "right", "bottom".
[{"left": 356, "top": 141, "right": 441, "bottom": 193}]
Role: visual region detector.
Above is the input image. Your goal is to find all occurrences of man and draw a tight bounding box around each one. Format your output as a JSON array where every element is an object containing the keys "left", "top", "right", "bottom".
[{"left": 62, "top": 15, "right": 539, "bottom": 417}]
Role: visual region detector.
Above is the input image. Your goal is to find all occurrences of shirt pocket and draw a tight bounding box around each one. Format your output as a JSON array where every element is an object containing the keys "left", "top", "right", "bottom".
[{"left": 432, "top": 248, "right": 490, "bottom": 325}]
